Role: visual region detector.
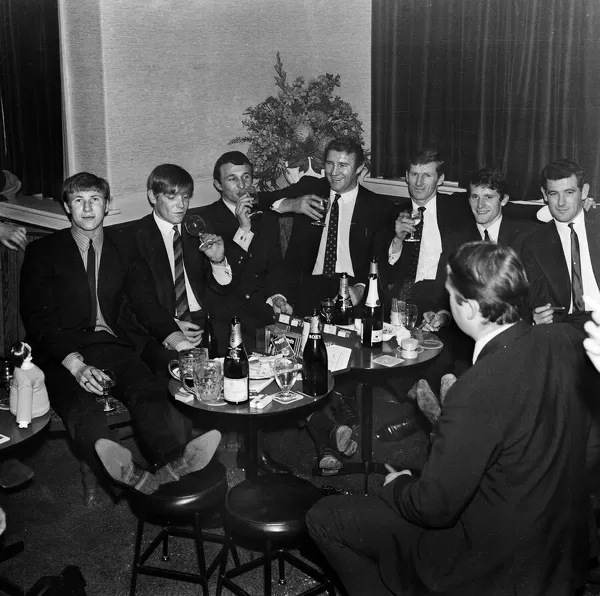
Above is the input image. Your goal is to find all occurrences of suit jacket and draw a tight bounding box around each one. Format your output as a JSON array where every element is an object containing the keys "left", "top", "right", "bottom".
[
  {"left": 260, "top": 176, "right": 393, "bottom": 288},
  {"left": 521, "top": 208, "right": 600, "bottom": 323},
  {"left": 380, "top": 321, "right": 590, "bottom": 595},
  {"left": 198, "top": 199, "right": 288, "bottom": 336},
  {"left": 465, "top": 213, "right": 540, "bottom": 254},
  {"left": 20, "top": 228, "right": 178, "bottom": 366}
]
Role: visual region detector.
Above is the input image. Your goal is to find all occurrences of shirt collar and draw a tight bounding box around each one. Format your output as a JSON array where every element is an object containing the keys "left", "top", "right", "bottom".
[
  {"left": 153, "top": 210, "right": 180, "bottom": 235},
  {"left": 221, "top": 198, "right": 237, "bottom": 215},
  {"left": 71, "top": 225, "right": 103, "bottom": 252},
  {"left": 330, "top": 184, "right": 359, "bottom": 203},
  {"left": 554, "top": 207, "right": 585, "bottom": 234},
  {"left": 476, "top": 215, "right": 503, "bottom": 241},
  {"left": 472, "top": 322, "right": 516, "bottom": 364},
  {"left": 411, "top": 194, "right": 437, "bottom": 214}
]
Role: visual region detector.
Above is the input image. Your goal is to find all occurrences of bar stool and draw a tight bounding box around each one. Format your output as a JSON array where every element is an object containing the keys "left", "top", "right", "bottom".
[
  {"left": 218, "top": 474, "right": 334, "bottom": 596},
  {"left": 126, "top": 458, "right": 236, "bottom": 596}
]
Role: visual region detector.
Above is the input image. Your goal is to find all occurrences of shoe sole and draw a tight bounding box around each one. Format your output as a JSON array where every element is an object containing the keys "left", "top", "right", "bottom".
[
  {"left": 319, "top": 454, "right": 343, "bottom": 471},
  {"left": 341, "top": 439, "right": 358, "bottom": 458},
  {"left": 331, "top": 425, "right": 352, "bottom": 452}
]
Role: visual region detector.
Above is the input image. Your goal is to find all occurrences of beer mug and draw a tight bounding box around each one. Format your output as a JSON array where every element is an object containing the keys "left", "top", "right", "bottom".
[{"left": 168, "top": 348, "right": 208, "bottom": 393}]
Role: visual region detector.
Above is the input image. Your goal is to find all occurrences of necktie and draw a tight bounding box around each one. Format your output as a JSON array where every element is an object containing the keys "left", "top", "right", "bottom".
[
  {"left": 398, "top": 206, "right": 426, "bottom": 300},
  {"left": 86, "top": 239, "right": 97, "bottom": 328},
  {"left": 483, "top": 229, "right": 491, "bottom": 242},
  {"left": 173, "top": 225, "right": 191, "bottom": 321},
  {"left": 569, "top": 223, "right": 585, "bottom": 312},
  {"left": 323, "top": 194, "right": 341, "bottom": 277}
]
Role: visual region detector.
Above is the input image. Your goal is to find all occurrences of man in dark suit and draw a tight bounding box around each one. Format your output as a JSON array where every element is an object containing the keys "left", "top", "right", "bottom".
[
  {"left": 199, "top": 151, "right": 292, "bottom": 352},
  {"left": 124, "top": 164, "right": 234, "bottom": 373},
  {"left": 521, "top": 159, "right": 600, "bottom": 330},
  {"left": 258, "top": 136, "right": 393, "bottom": 316},
  {"left": 20, "top": 172, "right": 220, "bottom": 505},
  {"left": 307, "top": 242, "right": 591, "bottom": 596}
]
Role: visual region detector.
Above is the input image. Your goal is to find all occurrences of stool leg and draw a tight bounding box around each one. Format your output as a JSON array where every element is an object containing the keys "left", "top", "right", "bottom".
[
  {"left": 278, "top": 548, "right": 286, "bottom": 585},
  {"left": 192, "top": 512, "right": 209, "bottom": 596},
  {"left": 161, "top": 526, "right": 170, "bottom": 562},
  {"left": 129, "top": 518, "right": 144, "bottom": 596},
  {"left": 264, "top": 540, "right": 272, "bottom": 596}
]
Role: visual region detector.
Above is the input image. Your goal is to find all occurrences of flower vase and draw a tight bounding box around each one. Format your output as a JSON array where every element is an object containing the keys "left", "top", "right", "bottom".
[{"left": 283, "top": 157, "right": 324, "bottom": 186}]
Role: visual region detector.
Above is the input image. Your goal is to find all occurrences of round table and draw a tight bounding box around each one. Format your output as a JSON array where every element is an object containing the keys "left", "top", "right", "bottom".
[
  {"left": 0, "top": 409, "right": 52, "bottom": 452},
  {"left": 169, "top": 374, "right": 334, "bottom": 478},
  {"left": 331, "top": 333, "right": 442, "bottom": 494}
]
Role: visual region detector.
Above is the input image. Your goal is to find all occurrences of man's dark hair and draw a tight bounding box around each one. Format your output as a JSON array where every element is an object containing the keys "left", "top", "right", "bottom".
[
  {"left": 408, "top": 148, "right": 445, "bottom": 176},
  {"left": 213, "top": 151, "right": 253, "bottom": 183},
  {"left": 541, "top": 159, "right": 586, "bottom": 191},
  {"left": 469, "top": 168, "right": 509, "bottom": 197},
  {"left": 323, "top": 137, "right": 365, "bottom": 169},
  {"left": 147, "top": 164, "right": 194, "bottom": 196},
  {"left": 447, "top": 241, "right": 528, "bottom": 325},
  {"left": 62, "top": 172, "right": 110, "bottom": 206}
]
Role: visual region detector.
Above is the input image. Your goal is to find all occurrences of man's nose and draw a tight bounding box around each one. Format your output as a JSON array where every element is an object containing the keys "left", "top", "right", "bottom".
[
  {"left": 83, "top": 200, "right": 93, "bottom": 212},
  {"left": 477, "top": 198, "right": 485, "bottom": 210},
  {"left": 416, "top": 175, "right": 424, "bottom": 186}
]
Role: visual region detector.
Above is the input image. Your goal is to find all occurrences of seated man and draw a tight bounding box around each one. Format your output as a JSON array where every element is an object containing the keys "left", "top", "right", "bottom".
[
  {"left": 123, "top": 163, "right": 233, "bottom": 375},
  {"left": 307, "top": 241, "right": 591, "bottom": 596},
  {"left": 20, "top": 173, "right": 220, "bottom": 505}
]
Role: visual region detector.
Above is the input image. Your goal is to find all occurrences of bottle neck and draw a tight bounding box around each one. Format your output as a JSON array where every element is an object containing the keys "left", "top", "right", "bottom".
[
  {"left": 338, "top": 276, "right": 349, "bottom": 297},
  {"left": 309, "top": 316, "right": 321, "bottom": 335},
  {"left": 229, "top": 324, "right": 242, "bottom": 348},
  {"left": 368, "top": 261, "right": 378, "bottom": 278},
  {"left": 365, "top": 276, "right": 380, "bottom": 307}
]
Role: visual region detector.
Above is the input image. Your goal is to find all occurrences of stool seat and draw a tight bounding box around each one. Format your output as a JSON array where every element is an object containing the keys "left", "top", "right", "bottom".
[
  {"left": 131, "top": 459, "right": 227, "bottom": 518},
  {"left": 226, "top": 475, "right": 324, "bottom": 541}
]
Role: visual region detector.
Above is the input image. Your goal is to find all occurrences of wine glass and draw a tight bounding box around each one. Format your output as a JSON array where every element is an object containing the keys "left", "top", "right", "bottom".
[
  {"left": 311, "top": 196, "right": 330, "bottom": 227},
  {"left": 320, "top": 298, "right": 335, "bottom": 325},
  {"left": 402, "top": 303, "right": 419, "bottom": 332},
  {"left": 99, "top": 369, "right": 117, "bottom": 412},
  {"left": 272, "top": 357, "right": 299, "bottom": 402},
  {"left": 184, "top": 215, "right": 213, "bottom": 250},
  {"left": 238, "top": 185, "right": 263, "bottom": 218},
  {"left": 404, "top": 210, "right": 423, "bottom": 243}
]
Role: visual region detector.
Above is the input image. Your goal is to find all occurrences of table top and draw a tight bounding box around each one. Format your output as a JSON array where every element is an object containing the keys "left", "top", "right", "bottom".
[
  {"left": 0, "top": 409, "right": 52, "bottom": 452},
  {"left": 169, "top": 373, "right": 334, "bottom": 420}
]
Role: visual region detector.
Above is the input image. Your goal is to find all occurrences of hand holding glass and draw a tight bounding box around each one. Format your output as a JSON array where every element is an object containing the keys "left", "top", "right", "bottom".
[
  {"left": 272, "top": 357, "right": 299, "bottom": 402},
  {"left": 238, "top": 186, "right": 263, "bottom": 218},
  {"left": 99, "top": 369, "right": 116, "bottom": 412},
  {"left": 184, "top": 215, "right": 213, "bottom": 250},
  {"left": 404, "top": 210, "right": 422, "bottom": 243},
  {"left": 311, "top": 196, "right": 330, "bottom": 227}
]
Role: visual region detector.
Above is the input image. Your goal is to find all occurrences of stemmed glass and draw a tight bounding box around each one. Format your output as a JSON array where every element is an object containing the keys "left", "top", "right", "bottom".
[
  {"left": 402, "top": 303, "right": 419, "bottom": 332},
  {"left": 99, "top": 369, "right": 117, "bottom": 413},
  {"left": 404, "top": 210, "right": 423, "bottom": 243},
  {"left": 184, "top": 215, "right": 213, "bottom": 250},
  {"left": 238, "top": 186, "right": 263, "bottom": 218},
  {"left": 311, "top": 195, "right": 330, "bottom": 227},
  {"left": 272, "top": 357, "right": 300, "bottom": 402}
]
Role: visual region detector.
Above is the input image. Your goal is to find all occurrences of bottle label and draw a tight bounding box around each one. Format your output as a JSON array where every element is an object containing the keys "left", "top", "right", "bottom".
[
  {"left": 229, "top": 323, "right": 243, "bottom": 349},
  {"left": 223, "top": 377, "right": 248, "bottom": 403},
  {"left": 365, "top": 277, "right": 380, "bottom": 307}
]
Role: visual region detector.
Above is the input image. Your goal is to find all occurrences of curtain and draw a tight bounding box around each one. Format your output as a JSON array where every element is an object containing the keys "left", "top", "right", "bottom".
[
  {"left": 0, "top": 0, "right": 63, "bottom": 201},
  {"left": 372, "top": 0, "right": 600, "bottom": 200}
]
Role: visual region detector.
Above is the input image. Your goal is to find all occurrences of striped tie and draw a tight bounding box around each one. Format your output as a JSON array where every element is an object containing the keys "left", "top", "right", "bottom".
[{"left": 173, "top": 225, "right": 191, "bottom": 321}]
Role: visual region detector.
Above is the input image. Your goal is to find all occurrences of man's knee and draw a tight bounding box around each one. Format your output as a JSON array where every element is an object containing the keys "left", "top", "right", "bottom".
[{"left": 306, "top": 496, "right": 341, "bottom": 543}]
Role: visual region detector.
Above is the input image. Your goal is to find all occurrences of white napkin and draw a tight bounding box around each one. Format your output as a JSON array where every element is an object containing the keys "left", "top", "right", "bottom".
[
  {"left": 326, "top": 345, "right": 352, "bottom": 372},
  {"left": 250, "top": 378, "right": 274, "bottom": 393}
]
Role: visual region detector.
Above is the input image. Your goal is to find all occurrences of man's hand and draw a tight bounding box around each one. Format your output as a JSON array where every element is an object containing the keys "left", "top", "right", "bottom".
[
  {"left": 70, "top": 360, "right": 109, "bottom": 395},
  {"left": 393, "top": 212, "right": 416, "bottom": 244},
  {"left": 584, "top": 197, "right": 596, "bottom": 212},
  {"left": 175, "top": 339, "right": 195, "bottom": 352},
  {"left": 176, "top": 319, "right": 203, "bottom": 346},
  {"left": 0, "top": 221, "right": 27, "bottom": 251},
  {"left": 532, "top": 303, "right": 555, "bottom": 325},
  {"left": 421, "top": 310, "right": 449, "bottom": 332},
  {"left": 200, "top": 234, "right": 225, "bottom": 263},
  {"left": 349, "top": 284, "right": 365, "bottom": 307},
  {"left": 272, "top": 296, "right": 293, "bottom": 315},
  {"left": 278, "top": 194, "right": 326, "bottom": 221},
  {"left": 235, "top": 195, "right": 253, "bottom": 232}
]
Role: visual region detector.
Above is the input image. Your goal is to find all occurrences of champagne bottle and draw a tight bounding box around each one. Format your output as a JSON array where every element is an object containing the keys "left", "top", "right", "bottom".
[
  {"left": 302, "top": 310, "right": 329, "bottom": 396},
  {"left": 367, "top": 257, "right": 386, "bottom": 320},
  {"left": 361, "top": 273, "right": 383, "bottom": 348},
  {"left": 201, "top": 313, "right": 218, "bottom": 359},
  {"left": 223, "top": 316, "right": 249, "bottom": 404},
  {"left": 333, "top": 272, "right": 353, "bottom": 326}
]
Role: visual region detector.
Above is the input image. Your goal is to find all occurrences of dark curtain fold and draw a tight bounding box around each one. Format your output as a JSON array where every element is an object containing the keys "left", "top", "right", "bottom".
[
  {"left": 0, "top": 0, "right": 63, "bottom": 201},
  {"left": 372, "top": 0, "right": 600, "bottom": 201}
]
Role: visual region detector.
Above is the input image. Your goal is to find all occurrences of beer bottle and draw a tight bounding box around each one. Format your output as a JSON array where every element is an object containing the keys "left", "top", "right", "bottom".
[
  {"left": 223, "top": 317, "right": 249, "bottom": 404},
  {"left": 302, "top": 310, "right": 329, "bottom": 396},
  {"left": 361, "top": 273, "right": 383, "bottom": 348},
  {"left": 201, "top": 313, "right": 219, "bottom": 359},
  {"left": 333, "top": 272, "right": 353, "bottom": 326}
]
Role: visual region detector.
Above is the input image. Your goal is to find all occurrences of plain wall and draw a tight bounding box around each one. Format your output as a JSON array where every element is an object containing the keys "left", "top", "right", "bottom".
[{"left": 58, "top": 0, "right": 371, "bottom": 222}]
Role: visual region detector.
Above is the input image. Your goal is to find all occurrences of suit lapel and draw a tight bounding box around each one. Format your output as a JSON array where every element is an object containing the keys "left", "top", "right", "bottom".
[
  {"left": 585, "top": 212, "right": 600, "bottom": 285},
  {"left": 543, "top": 223, "right": 571, "bottom": 306}
]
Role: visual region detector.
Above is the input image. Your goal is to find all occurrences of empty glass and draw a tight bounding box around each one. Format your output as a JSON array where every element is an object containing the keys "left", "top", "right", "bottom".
[
  {"left": 402, "top": 303, "right": 419, "bottom": 332},
  {"left": 99, "top": 369, "right": 117, "bottom": 412},
  {"left": 184, "top": 215, "right": 213, "bottom": 250},
  {"left": 168, "top": 348, "right": 208, "bottom": 394},
  {"left": 193, "top": 360, "right": 223, "bottom": 405}
]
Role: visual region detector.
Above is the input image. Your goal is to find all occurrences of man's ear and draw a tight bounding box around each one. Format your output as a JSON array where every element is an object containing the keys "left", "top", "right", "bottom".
[
  {"left": 213, "top": 179, "right": 223, "bottom": 193},
  {"left": 500, "top": 194, "right": 510, "bottom": 207},
  {"left": 466, "top": 298, "right": 480, "bottom": 320},
  {"left": 356, "top": 162, "right": 365, "bottom": 177},
  {"left": 437, "top": 173, "right": 445, "bottom": 187},
  {"left": 541, "top": 186, "right": 548, "bottom": 204},
  {"left": 582, "top": 183, "right": 590, "bottom": 202},
  {"left": 147, "top": 190, "right": 156, "bottom": 206}
]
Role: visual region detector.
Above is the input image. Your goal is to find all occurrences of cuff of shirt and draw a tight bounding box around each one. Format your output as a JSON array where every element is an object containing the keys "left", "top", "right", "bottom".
[
  {"left": 164, "top": 331, "right": 188, "bottom": 351},
  {"left": 266, "top": 293, "right": 286, "bottom": 307},
  {"left": 233, "top": 227, "right": 254, "bottom": 252},
  {"left": 271, "top": 198, "right": 285, "bottom": 213},
  {"left": 388, "top": 240, "right": 402, "bottom": 265},
  {"left": 210, "top": 258, "right": 232, "bottom": 284},
  {"left": 62, "top": 352, "right": 84, "bottom": 372}
]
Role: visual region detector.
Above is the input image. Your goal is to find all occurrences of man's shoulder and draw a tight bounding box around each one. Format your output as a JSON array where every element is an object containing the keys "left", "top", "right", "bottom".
[
  {"left": 129, "top": 212, "right": 155, "bottom": 232},
  {"left": 585, "top": 207, "right": 600, "bottom": 227},
  {"left": 520, "top": 220, "right": 556, "bottom": 252},
  {"left": 27, "top": 228, "right": 71, "bottom": 255}
]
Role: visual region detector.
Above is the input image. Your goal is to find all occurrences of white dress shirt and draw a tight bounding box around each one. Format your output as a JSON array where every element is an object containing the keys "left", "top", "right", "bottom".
[
  {"left": 472, "top": 323, "right": 516, "bottom": 364},
  {"left": 389, "top": 195, "right": 442, "bottom": 282},
  {"left": 476, "top": 215, "right": 502, "bottom": 242},
  {"left": 554, "top": 209, "right": 600, "bottom": 313},
  {"left": 153, "top": 211, "right": 231, "bottom": 315}
]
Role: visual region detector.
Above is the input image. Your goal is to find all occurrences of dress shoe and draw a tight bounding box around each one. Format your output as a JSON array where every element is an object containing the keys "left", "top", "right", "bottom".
[
  {"left": 257, "top": 451, "right": 292, "bottom": 475},
  {"left": 329, "top": 424, "right": 353, "bottom": 453},
  {"left": 374, "top": 419, "right": 420, "bottom": 442},
  {"left": 318, "top": 446, "right": 343, "bottom": 474}
]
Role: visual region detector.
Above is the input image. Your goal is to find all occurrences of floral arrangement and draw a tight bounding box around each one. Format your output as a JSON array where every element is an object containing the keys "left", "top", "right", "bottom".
[{"left": 229, "top": 53, "right": 368, "bottom": 190}]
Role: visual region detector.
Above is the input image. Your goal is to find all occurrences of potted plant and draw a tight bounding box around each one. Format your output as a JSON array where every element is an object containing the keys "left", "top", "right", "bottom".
[{"left": 229, "top": 53, "right": 369, "bottom": 191}]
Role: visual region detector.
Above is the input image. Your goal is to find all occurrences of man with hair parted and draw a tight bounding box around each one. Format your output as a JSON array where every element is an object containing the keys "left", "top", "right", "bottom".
[
  {"left": 307, "top": 241, "right": 591, "bottom": 596},
  {"left": 20, "top": 173, "right": 222, "bottom": 506},
  {"left": 522, "top": 158, "right": 600, "bottom": 330}
]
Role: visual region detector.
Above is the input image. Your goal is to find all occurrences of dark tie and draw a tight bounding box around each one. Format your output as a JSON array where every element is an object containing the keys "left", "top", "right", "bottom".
[
  {"left": 323, "top": 193, "right": 341, "bottom": 277},
  {"left": 483, "top": 229, "right": 491, "bottom": 242},
  {"left": 173, "top": 225, "right": 191, "bottom": 321},
  {"left": 398, "top": 206, "right": 426, "bottom": 300},
  {"left": 569, "top": 223, "right": 585, "bottom": 312},
  {"left": 86, "top": 239, "right": 97, "bottom": 328}
]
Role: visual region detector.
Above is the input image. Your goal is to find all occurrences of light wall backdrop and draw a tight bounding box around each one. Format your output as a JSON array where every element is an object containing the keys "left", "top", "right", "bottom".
[{"left": 58, "top": 0, "right": 371, "bottom": 222}]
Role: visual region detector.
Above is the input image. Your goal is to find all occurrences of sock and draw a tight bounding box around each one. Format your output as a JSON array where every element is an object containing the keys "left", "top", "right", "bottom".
[
  {"left": 154, "top": 430, "right": 222, "bottom": 484},
  {"left": 407, "top": 381, "right": 419, "bottom": 401},
  {"left": 416, "top": 380, "right": 441, "bottom": 425},
  {"left": 95, "top": 439, "right": 159, "bottom": 495},
  {"left": 440, "top": 374, "right": 457, "bottom": 405}
]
